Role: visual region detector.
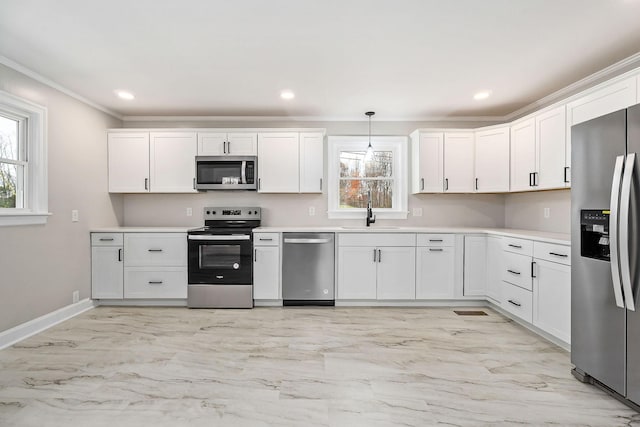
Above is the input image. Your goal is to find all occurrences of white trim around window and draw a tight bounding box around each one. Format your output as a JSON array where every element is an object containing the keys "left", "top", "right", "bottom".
[
  {"left": 328, "top": 135, "right": 408, "bottom": 220},
  {"left": 0, "top": 90, "right": 49, "bottom": 226}
]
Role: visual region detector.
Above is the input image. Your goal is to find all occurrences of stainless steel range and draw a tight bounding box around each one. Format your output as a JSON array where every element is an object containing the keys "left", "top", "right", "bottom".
[{"left": 187, "top": 207, "right": 261, "bottom": 308}]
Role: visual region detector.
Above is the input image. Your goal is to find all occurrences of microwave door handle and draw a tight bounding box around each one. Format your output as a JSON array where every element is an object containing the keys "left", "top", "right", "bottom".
[
  {"left": 620, "top": 153, "right": 636, "bottom": 311},
  {"left": 241, "top": 161, "right": 246, "bottom": 184},
  {"left": 610, "top": 155, "right": 626, "bottom": 308}
]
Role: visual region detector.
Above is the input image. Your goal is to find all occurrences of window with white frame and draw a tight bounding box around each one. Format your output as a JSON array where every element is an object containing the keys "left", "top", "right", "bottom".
[
  {"left": 328, "top": 136, "right": 407, "bottom": 219},
  {"left": 0, "top": 91, "right": 48, "bottom": 226}
]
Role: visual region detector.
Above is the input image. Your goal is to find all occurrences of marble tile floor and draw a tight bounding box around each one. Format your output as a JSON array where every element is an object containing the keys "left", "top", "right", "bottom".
[{"left": 1, "top": 306, "right": 639, "bottom": 427}]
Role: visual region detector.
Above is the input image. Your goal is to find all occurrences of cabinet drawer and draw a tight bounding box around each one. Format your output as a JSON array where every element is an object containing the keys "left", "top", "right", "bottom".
[
  {"left": 124, "top": 267, "right": 187, "bottom": 299},
  {"left": 91, "top": 233, "right": 123, "bottom": 246},
  {"left": 502, "top": 252, "right": 533, "bottom": 291},
  {"left": 338, "top": 233, "right": 416, "bottom": 247},
  {"left": 501, "top": 281, "right": 533, "bottom": 323},
  {"left": 416, "top": 234, "right": 454, "bottom": 247},
  {"left": 502, "top": 237, "right": 533, "bottom": 256},
  {"left": 124, "top": 233, "right": 187, "bottom": 266},
  {"left": 533, "top": 241, "right": 571, "bottom": 265},
  {"left": 253, "top": 232, "right": 280, "bottom": 246}
]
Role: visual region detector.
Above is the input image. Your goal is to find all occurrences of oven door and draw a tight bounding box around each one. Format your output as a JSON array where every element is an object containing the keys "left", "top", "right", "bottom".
[{"left": 188, "top": 235, "right": 253, "bottom": 284}]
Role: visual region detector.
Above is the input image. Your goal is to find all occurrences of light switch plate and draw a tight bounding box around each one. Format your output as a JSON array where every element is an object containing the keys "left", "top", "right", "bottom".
[
  {"left": 71, "top": 210, "right": 79, "bottom": 222},
  {"left": 544, "top": 207, "right": 550, "bottom": 219},
  {"left": 186, "top": 207, "right": 193, "bottom": 217},
  {"left": 309, "top": 206, "right": 316, "bottom": 216}
]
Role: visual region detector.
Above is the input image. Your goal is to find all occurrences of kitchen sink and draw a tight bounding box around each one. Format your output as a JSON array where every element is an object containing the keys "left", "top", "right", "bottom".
[{"left": 339, "top": 226, "right": 400, "bottom": 230}]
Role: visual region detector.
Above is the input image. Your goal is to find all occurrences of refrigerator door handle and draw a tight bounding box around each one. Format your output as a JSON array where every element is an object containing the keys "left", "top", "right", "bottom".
[
  {"left": 620, "top": 153, "right": 636, "bottom": 311},
  {"left": 610, "top": 155, "right": 626, "bottom": 309}
]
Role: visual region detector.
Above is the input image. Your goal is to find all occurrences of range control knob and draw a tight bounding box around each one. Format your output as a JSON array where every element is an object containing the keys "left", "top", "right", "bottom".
[
  {"left": 206, "top": 210, "right": 210, "bottom": 215},
  {"left": 212, "top": 211, "right": 216, "bottom": 215}
]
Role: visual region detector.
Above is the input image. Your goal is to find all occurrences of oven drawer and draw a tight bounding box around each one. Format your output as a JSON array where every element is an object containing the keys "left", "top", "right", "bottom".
[
  {"left": 254, "top": 232, "right": 280, "bottom": 246},
  {"left": 91, "top": 233, "right": 123, "bottom": 246},
  {"left": 124, "top": 267, "right": 187, "bottom": 299},
  {"left": 124, "top": 233, "right": 187, "bottom": 267}
]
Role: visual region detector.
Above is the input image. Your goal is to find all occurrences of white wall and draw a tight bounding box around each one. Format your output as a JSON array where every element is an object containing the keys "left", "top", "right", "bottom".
[
  {"left": 0, "top": 64, "right": 122, "bottom": 332},
  {"left": 504, "top": 189, "right": 571, "bottom": 234}
]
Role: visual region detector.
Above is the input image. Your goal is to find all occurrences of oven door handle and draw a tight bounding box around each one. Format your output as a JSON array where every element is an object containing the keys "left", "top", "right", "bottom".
[{"left": 188, "top": 235, "right": 251, "bottom": 241}]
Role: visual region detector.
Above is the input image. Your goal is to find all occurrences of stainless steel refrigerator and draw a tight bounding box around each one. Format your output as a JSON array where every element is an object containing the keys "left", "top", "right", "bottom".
[{"left": 571, "top": 103, "right": 640, "bottom": 409}]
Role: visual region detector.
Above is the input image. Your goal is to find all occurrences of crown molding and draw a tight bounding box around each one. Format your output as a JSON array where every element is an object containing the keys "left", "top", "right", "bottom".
[
  {"left": 0, "top": 55, "right": 123, "bottom": 121},
  {"left": 121, "top": 115, "right": 503, "bottom": 123}
]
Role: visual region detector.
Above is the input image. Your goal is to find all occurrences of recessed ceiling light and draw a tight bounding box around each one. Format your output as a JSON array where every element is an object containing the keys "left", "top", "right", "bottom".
[
  {"left": 473, "top": 90, "right": 492, "bottom": 101},
  {"left": 280, "top": 90, "right": 295, "bottom": 100},
  {"left": 115, "top": 90, "right": 135, "bottom": 100}
]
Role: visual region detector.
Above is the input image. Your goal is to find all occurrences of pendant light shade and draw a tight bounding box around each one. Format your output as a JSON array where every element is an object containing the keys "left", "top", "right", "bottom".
[{"left": 365, "top": 111, "right": 375, "bottom": 162}]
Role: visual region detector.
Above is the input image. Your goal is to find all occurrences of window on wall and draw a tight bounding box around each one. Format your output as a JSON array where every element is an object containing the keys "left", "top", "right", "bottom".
[
  {"left": 328, "top": 136, "right": 408, "bottom": 219},
  {"left": 0, "top": 91, "right": 48, "bottom": 226}
]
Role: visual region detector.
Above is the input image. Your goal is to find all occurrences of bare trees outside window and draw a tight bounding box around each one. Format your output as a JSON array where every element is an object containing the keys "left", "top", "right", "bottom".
[
  {"left": 0, "top": 115, "right": 22, "bottom": 208},
  {"left": 339, "top": 150, "right": 393, "bottom": 209}
]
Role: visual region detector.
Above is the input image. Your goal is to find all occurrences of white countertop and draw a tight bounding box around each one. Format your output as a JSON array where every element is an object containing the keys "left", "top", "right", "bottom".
[{"left": 91, "top": 226, "right": 570, "bottom": 245}]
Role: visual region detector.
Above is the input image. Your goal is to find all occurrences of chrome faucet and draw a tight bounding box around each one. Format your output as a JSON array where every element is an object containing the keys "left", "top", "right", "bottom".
[{"left": 366, "top": 190, "right": 376, "bottom": 227}]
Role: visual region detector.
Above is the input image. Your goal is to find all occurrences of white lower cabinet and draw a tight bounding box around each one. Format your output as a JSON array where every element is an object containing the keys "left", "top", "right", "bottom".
[
  {"left": 485, "top": 236, "right": 502, "bottom": 303},
  {"left": 533, "top": 256, "right": 571, "bottom": 344},
  {"left": 253, "top": 233, "right": 281, "bottom": 300},
  {"left": 501, "top": 281, "right": 533, "bottom": 323},
  {"left": 463, "top": 235, "right": 487, "bottom": 296},
  {"left": 416, "top": 235, "right": 455, "bottom": 299},
  {"left": 337, "top": 233, "right": 416, "bottom": 300},
  {"left": 91, "top": 232, "right": 187, "bottom": 300}
]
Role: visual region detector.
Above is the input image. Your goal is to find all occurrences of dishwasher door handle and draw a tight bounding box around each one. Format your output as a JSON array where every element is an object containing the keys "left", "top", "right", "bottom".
[{"left": 283, "top": 238, "right": 332, "bottom": 244}]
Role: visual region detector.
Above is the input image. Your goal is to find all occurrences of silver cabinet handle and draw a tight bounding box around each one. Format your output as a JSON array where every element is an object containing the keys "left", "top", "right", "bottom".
[
  {"left": 549, "top": 252, "right": 568, "bottom": 258},
  {"left": 610, "top": 155, "right": 626, "bottom": 309},
  {"left": 144, "top": 178, "right": 149, "bottom": 190},
  {"left": 148, "top": 249, "right": 163, "bottom": 252},
  {"left": 118, "top": 248, "right": 122, "bottom": 262},
  {"left": 148, "top": 281, "right": 163, "bottom": 285},
  {"left": 378, "top": 249, "right": 381, "bottom": 263},
  {"left": 99, "top": 238, "right": 114, "bottom": 241},
  {"left": 421, "top": 178, "right": 424, "bottom": 191},
  {"left": 620, "top": 153, "right": 636, "bottom": 311},
  {"left": 429, "top": 248, "right": 443, "bottom": 252},
  {"left": 223, "top": 141, "right": 226, "bottom": 154},
  {"left": 508, "top": 244, "right": 522, "bottom": 249},
  {"left": 227, "top": 141, "right": 231, "bottom": 154},
  {"left": 508, "top": 299, "right": 521, "bottom": 307},
  {"left": 507, "top": 269, "right": 521, "bottom": 275},
  {"left": 531, "top": 261, "right": 536, "bottom": 278}
]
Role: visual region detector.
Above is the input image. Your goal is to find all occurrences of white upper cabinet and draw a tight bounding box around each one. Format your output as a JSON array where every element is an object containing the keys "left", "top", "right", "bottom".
[
  {"left": 108, "top": 132, "right": 150, "bottom": 193},
  {"left": 197, "top": 132, "right": 257, "bottom": 156},
  {"left": 536, "top": 105, "right": 568, "bottom": 190},
  {"left": 444, "top": 132, "right": 475, "bottom": 193},
  {"left": 411, "top": 131, "right": 444, "bottom": 193},
  {"left": 566, "top": 76, "right": 637, "bottom": 127},
  {"left": 150, "top": 132, "right": 197, "bottom": 193},
  {"left": 258, "top": 132, "right": 300, "bottom": 193},
  {"left": 474, "top": 126, "right": 510, "bottom": 192},
  {"left": 299, "top": 132, "right": 324, "bottom": 193},
  {"left": 510, "top": 118, "right": 536, "bottom": 192}
]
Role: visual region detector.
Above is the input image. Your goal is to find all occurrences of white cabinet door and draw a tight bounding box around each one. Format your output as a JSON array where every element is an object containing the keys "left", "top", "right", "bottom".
[
  {"left": 416, "top": 247, "right": 455, "bottom": 299},
  {"left": 485, "top": 236, "right": 502, "bottom": 303},
  {"left": 412, "top": 132, "right": 444, "bottom": 193},
  {"left": 533, "top": 259, "right": 571, "bottom": 343},
  {"left": 258, "top": 133, "right": 300, "bottom": 193},
  {"left": 197, "top": 132, "right": 226, "bottom": 155},
  {"left": 299, "top": 132, "right": 324, "bottom": 193},
  {"left": 474, "top": 126, "right": 510, "bottom": 192},
  {"left": 226, "top": 133, "right": 257, "bottom": 155},
  {"left": 91, "top": 246, "right": 123, "bottom": 299},
  {"left": 108, "top": 132, "right": 149, "bottom": 193},
  {"left": 253, "top": 246, "right": 280, "bottom": 299},
  {"left": 376, "top": 247, "right": 416, "bottom": 300},
  {"left": 150, "top": 132, "right": 197, "bottom": 193},
  {"left": 566, "top": 76, "right": 637, "bottom": 127},
  {"left": 337, "top": 246, "right": 377, "bottom": 299},
  {"left": 536, "top": 106, "right": 567, "bottom": 190},
  {"left": 444, "top": 132, "right": 475, "bottom": 193},
  {"left": 463, "top": 236, "right": 487, "bottom": 296},
  {"left": 510, "top": 118, "right": 536, "bottom": 192}
]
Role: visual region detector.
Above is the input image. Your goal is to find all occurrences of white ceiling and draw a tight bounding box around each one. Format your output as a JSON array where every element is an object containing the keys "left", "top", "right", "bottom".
[{"left": 1, "top": 0, "right": 640, "bottom": 120}]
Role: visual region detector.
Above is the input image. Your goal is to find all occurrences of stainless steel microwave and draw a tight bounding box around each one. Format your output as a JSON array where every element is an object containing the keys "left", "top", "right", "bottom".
[{"left": 195, "top": 156, "right": 257, "bottom": 190}]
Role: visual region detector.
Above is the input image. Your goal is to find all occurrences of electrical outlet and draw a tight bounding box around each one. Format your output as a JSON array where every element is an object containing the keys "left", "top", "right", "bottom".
[
  {"left": 186, "top": 207, "right": 193, "bottom": 217},
  {"left": 308, "top": 206, "right": 316, "bottom": 216},
  {"left": 72, "top": 290, "right": 79, "bottom": 303},
  {"left": 544, "top": 207, "right": 550, "bottom": 219},
  {"left": 71, "top": 210, "right": 79, "bottom": 222},
  {"left": 413, "top": 208, "right": 423, "bottom": 217}
]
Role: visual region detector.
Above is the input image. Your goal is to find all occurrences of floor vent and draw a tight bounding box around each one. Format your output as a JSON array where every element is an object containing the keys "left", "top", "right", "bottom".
[{"left": 453, "top": 310, "right": 487, "bottom": 316}]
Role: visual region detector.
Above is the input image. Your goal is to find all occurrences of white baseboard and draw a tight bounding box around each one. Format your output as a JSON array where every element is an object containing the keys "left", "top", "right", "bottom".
[
  {"left": 95, "top": 299, "right": 187, "bottom": 307},
  {"left": 254, "top": 300, "right": 284, "bottom": 307},
  {"left": 335, "top": 299, "right": 487, "bottom": 307},
  {"left": 0, "top": 298, "right": 96, "bottom": 350}
]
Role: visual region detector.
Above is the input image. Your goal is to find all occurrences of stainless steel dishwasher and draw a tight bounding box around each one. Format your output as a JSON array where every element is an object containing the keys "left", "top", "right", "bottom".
[{"left": 282, "top": 232, "right": 335, "bottom": 306}]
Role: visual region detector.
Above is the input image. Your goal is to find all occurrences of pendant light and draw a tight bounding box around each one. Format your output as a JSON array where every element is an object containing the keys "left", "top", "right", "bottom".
[{"left": 364, "top": 111, "right": 375, "bottom": 162}]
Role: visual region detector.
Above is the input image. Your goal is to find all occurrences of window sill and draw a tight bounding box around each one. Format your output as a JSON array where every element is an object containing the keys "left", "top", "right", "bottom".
[
  {"left": 328, "top": 210, "right": 408, "bottom": 220},
  {"left": 0, "top": 212, "right": 52, "bottom": 226}
]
